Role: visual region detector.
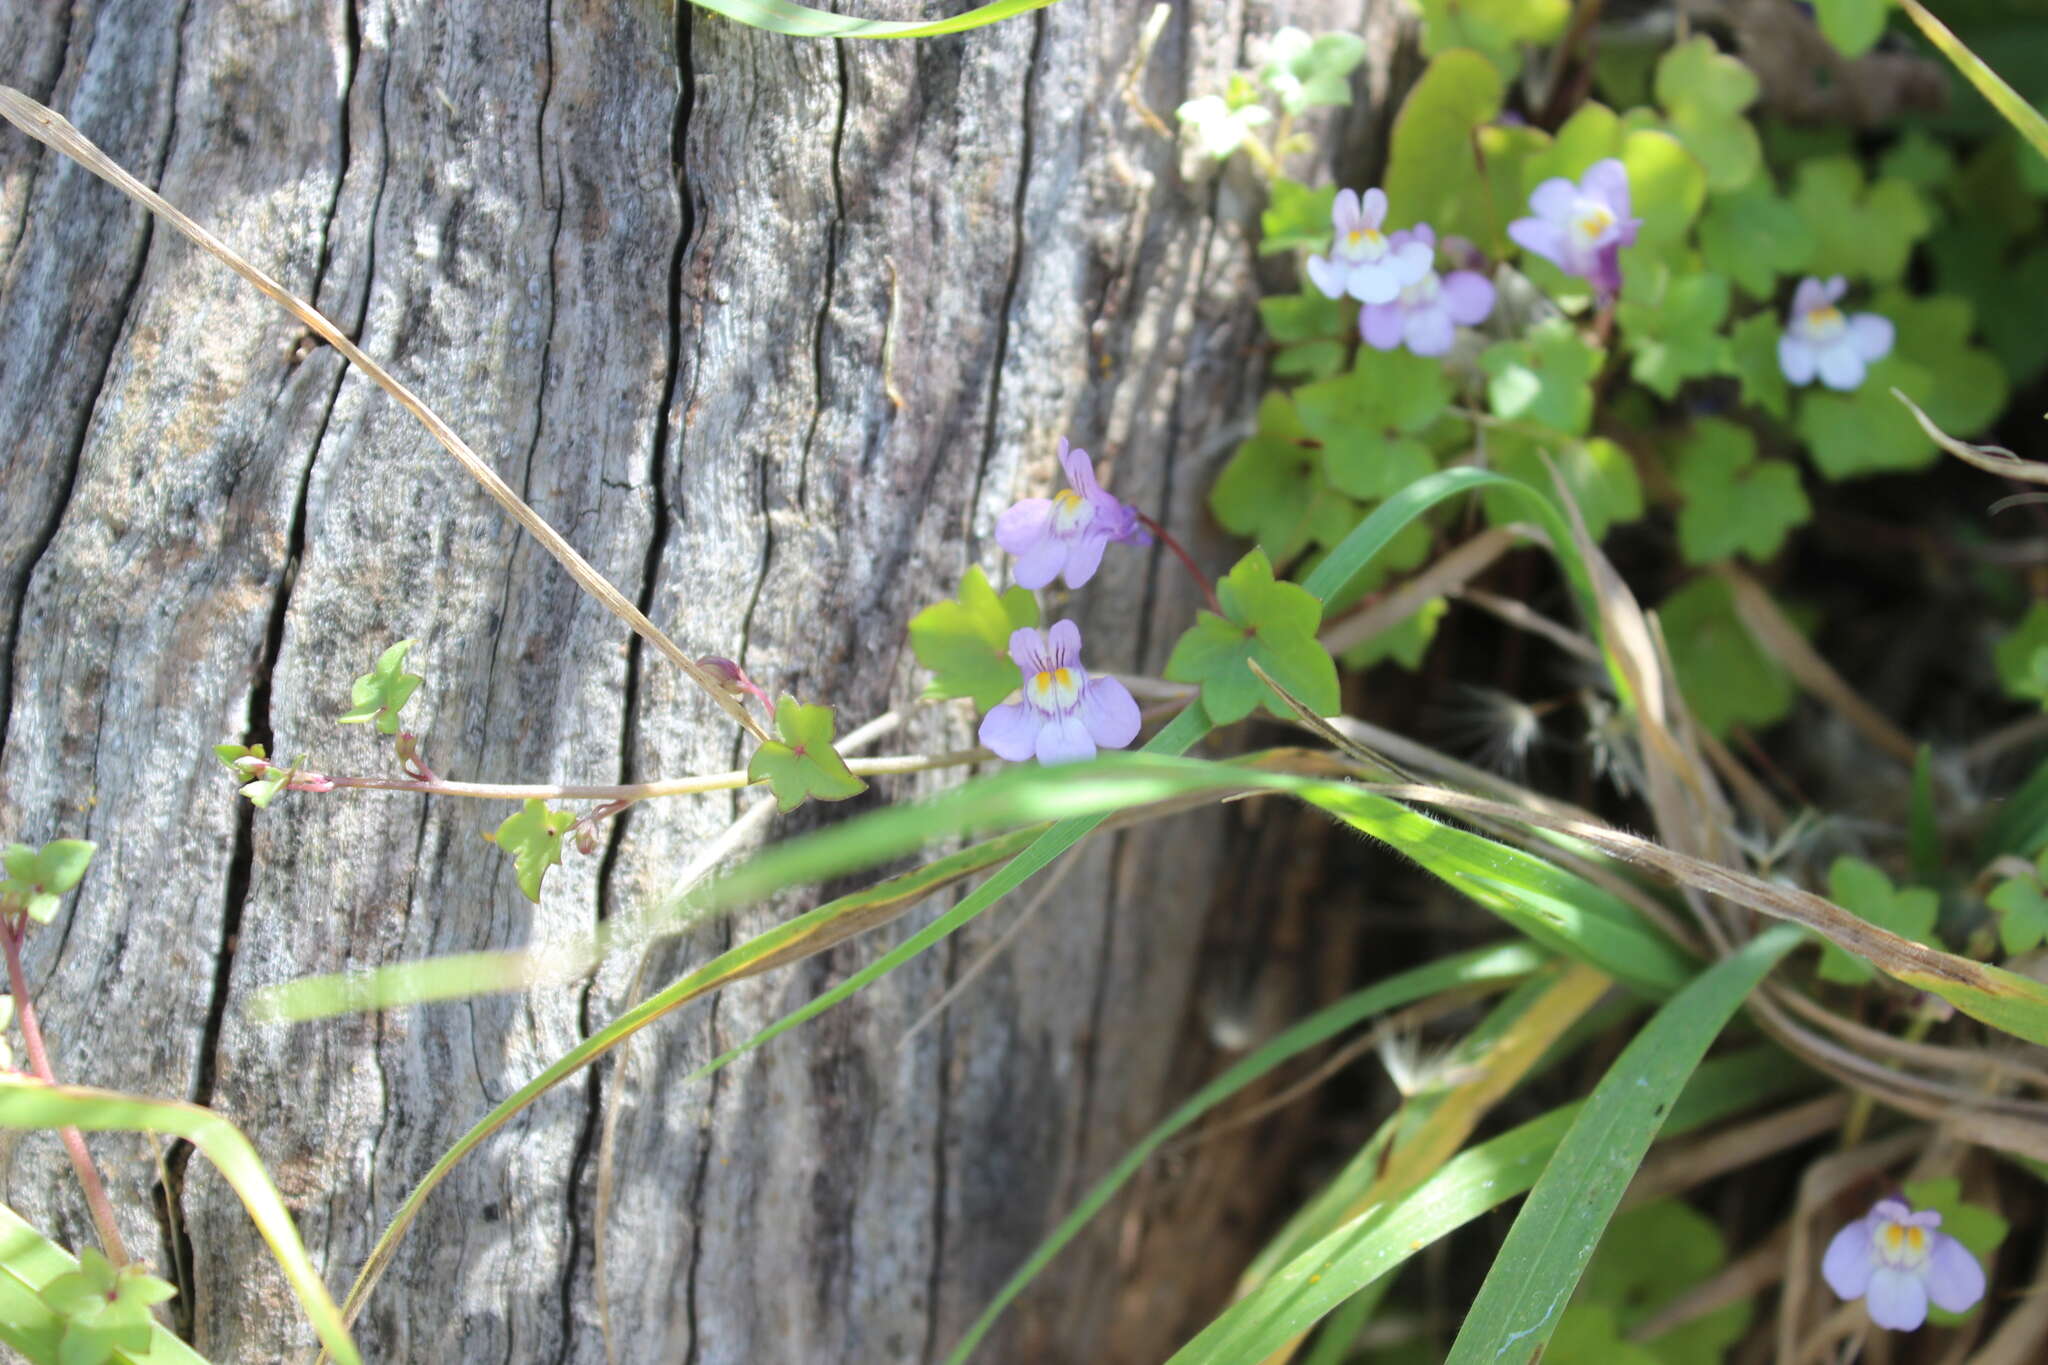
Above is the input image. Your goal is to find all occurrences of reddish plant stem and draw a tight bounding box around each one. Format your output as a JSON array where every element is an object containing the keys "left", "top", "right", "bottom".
[
  {"left": 1134, "top": 511, "right": 1222, "bottom": 616},
  {"left": 2, "top": 915, "right": 131, "bottom": 1267}
]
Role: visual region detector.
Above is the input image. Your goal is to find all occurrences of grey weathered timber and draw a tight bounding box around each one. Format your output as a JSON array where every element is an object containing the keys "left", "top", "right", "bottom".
[{"left": 0, "top": 1, "right": 1385, "bottom": 1360}]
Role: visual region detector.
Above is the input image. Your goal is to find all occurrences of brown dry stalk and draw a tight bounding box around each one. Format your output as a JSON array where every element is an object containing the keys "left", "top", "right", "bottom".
[{"left": 0, "top": 84, "right": 771, "bottom": 745}]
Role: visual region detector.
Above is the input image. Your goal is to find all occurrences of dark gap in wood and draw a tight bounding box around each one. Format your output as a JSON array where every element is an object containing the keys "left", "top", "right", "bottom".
[
  {"left": 794, "top": 39, "right": 849, "bottom": 513},
  {"left": 963, "top": 10, "right": 1046, "bottom": 562}
]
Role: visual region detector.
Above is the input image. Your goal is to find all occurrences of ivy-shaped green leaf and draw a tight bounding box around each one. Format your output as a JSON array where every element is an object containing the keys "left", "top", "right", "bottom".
[
  {"left": 1295, "top": 350, "right": 1448, "bottom": 500},
  {"left": 1816, "top": 856, "right": 1941, "bottom": 985},
  {"left": 41, "top": 1247, "right": 177, "bottom": 1365},
  {"left": 908, "top": 566, "right": 1041, "bottom": 712},
  {"left": 1615, "top": 250, "right": 1731, "bottom": 398},
  {"left": 1901, "top": 1176, "right": 2009, "bottom": 1326},
  {"left": 1260, "top": 180, "right": 1339, "bottom": 258},
  {"left": 1794, "top": 355, "right": 1941, "bottom": 479},
  {"left": 1481, "top": 318, "right": 1602, "bottom": 436},
  {"left": 1660, "top": 576, "right": 1794, "bottom": 738},
  {"left": 1483, "top": 431, "right": 1644, "bottom": 542},
  {"left": 1, "top": 839, "right": 97, "bottom": 926},
  {"left": 1413, "top": 0, "right": 1569, "bottom": 83},
  {"left": 1878, "top": 287, "right": 2010, "bottom": 439},
  {"left": 748, "top": 697, "right": 869, "bottom": 813},
  {"left": 1790, "top": 157, "right": 1932, "bottom": 283},
  {"left": 1987, "top": 875, "right": 2048, "bottom": 956},
  {"left": 337, "top": 639, "right": 424, "bottom": 735},
  {"left": 1699, "top": 182, "right": 1815, "bottom": 297},
  {"left": 1671, "top": 418, "right": 1810, "bottom": 564},
  {"left": 1338, "top": 597, "right": 1447, "bottom": 672},
  {"left": 1813, "top": 0, "right": 1889, "bottom": 59},
  {"left": 486, "top": 798, "right": 577, "bottom": 903},
  {"left": 1993, "top": 601, "right": 2048, "bottom": 704},
  {"left": 1654, "top": 35, "right": 1762, "bottom": 192},
  {"left": 1385, "top": 50, "right": 1506, "bottom": 247},
  {"left": 1211, "top": 394, "right": 1362, "bottom": 563},
  {"left": 1724, "top": 312, "right": 1790, "bottom": 419},
  {"left": 1164, "top": 548, "right": 1340, "bottom": 724},
  {"left": 1256, "top": 28, "right": 1368, "bottom": 116}
]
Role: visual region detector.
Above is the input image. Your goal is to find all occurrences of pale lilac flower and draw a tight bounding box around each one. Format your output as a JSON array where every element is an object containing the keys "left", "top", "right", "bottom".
[
  {"left": 979, "top": 621, "right": 1141, "bottom": 765},
  {"left": 1359, "top": 224, "right": 1495, "bottom": 357},
  {"left": 1778, "top": 276, "right": 1894, "bottom": 391},
  {"left": 1823, "top": 1198, "right": 1986, "bottom": 1331},
  {"left": 1507, "top": 158, "right": 1641, "bottom": 297},
  {"left": 996, "top": 439, "right": 1149, "bottom": 590},
  {"left": 1307, "top": 187, "right": 1434, "bottom": 305}
]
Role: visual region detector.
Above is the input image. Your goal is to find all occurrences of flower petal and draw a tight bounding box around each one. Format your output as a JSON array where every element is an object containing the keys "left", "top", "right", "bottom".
[
  {"left": 1035, "top": 712, "right": 1097, "bottom": 765},
  {"left": 1816, "top": 339, "right": 1867, "bottom": 391},
  {"left": 1306, "top": 254, "right": 1347, "bottom": 301},
  {"left": 1528, "top": 177, "right": 1578, "bottom": 222},
  {"left": 1007, "top": 625, "right": 1047, "bottom": 675},
  {"left": 1410, "top": 221, "right": 1436, "bottom": 247},
  {"left": 1360, "top": 186, "right": 1388, "bottom": 227},
  {"left": 995, "top": 498, "right": 1054, "bottom": 557},
  {"left": 1925, "top": 1233, "right": 1986, "bottom": 1314},
  {"left": 1404, "top": 303, "right": 1456, "bottom": 357},
  {"left": 1865, "top": 1266, "right": 1929, "bottom": 1331},
  {"left": 1440, "top": 270, "right": 1495, "bottom": 325},
  {"left": 1390, "top": 239, "right": 1436, "bottom": 287},
  {"left": 1060, "top": 533, "right": 1109, "bottom": 589},
  {"left": 1823, "top": 274, "right": 1848, "bottom": 302},
  {"left": 1848, "top": 313, "right": 1894, "bottom": 363},
  {"left": 1778, "top": 335, "right": 1817, "bottom": 386},
  {"left": 1582, "top": 158, "right": 1631, "bottom": 217},
  {"left": 1332, "top": 187, "right": 1361, "bottom": 234},
  {"left": 1360, "top": 301, "right": 1405, "bottom": 350},
  {"left": 1045, "top": 618, "right": 1084, "bottom": 667},
  {"left": 1822, "top": 1218, "right": 1877, "bottom": 1300},
  {"left": 1790, "top": 276, "right": 1830, "bottom": 317},
  {"left": 1013, "top": 535, "right": 1068, "bottom": 590},
  {"left": 1061, "top": 439, "right": 1102, "bottom": 497},
  {"left": 978, "top": 701, "right": 1041, "bottom": 762},
  {"left": 1508, "top": 217, "right": 1567, "bottom": 269},
  {"left": 1345, "top": 260, "right": 1402, "bottom": 304},
  {"left": 1079, "top": 676, "right": 1142, "bottom": 750}
]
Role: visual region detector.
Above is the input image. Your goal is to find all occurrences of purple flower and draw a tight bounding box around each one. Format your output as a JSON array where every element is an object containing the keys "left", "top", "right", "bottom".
[
  {"left": 996, "top": 438, "right": 1148, "bottom": 591},
  {"left": 1307, "top": 187, "right": 1434, "bottom": 305},
  {"left": 1778, "top": 276, "right": 1894, "bottom": 391},
  {"left": 1823, "top": 1198, "right": 1986, "bottom": 1331},
  {"left": 1507, "top": 158, "right": 1641, "bottom": 297},
  {"left": 1359, "top": 224, "right": 1496, "bottom": 356},
  {"left": 978, "top": 621, "right": 1141, "bottom": 765}
]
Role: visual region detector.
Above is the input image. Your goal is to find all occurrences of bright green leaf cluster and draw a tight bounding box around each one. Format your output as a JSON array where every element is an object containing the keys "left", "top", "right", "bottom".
[
  {"left": 1, "top": 839, "right": 97, "bottom": 926},
  {"left": 748, "top": 697, "right": 869, "bottom": 814},
  {"left": 337, "top": 639, "right": 425, "bottom": 736},
  {"left": 486, "top": 799, "right": 578, "bottom": 904},
  {"left": 1257, "top": 28, "right": 1368, "bottom": 116},
  {"left": 1259, "top": 180, "right": 1338, "bottom": 259},
  {"left": 1165, "top": 549, "right": 1339, "bottom": 724},
  {"left": 1987, "top": 857, "right": 2048, "bottom": 956},
  {"left": 1655, "top": 36, "right": 1763, "bottom": 192},
  {"left": 40, "top": 1247, "right": 177, "bottom": 1365},
  {"left": 1212, "top": 394, "right": 1366, "bottom": 564},
  {"left": 1816, "top": 857, "right": 1941, "bottom": 985},
  {"left": 1671, "top": 418, "right": 1810, "bottom": 564},
  {"left": 1615, "top": 250, "right": 1730, "bottom": 397},
  {"left": 1294, "top": 351, "right": 1447, "bottom": 501},
  {"left": 1413, "top": 0, "right": 1568, "bottom": 83},
  {"left": 908, "top": 566, "right": 1040, "bottom": 712}
]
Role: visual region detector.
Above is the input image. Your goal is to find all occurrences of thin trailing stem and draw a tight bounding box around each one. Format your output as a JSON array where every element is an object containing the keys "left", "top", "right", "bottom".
[
  {"left": 2, "top": 915, "right": 132, "bottom": 1267},
  {"left": 1134, "top": 510, "right": 1222, "bottom": 615}
]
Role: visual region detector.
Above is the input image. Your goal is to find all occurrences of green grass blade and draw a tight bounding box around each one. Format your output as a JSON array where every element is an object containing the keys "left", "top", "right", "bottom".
[
  {"left": 941, "top": 942, "right": 1548, "bottom": 1363},
  {"left": 0, "top": 1083, "right": 358, "bottom": 1365},
  {"left": 1161, "top": 1044, "right": 1810, "bottom": 1364},
  {"left": 688, "top": 0, "right": 1056, "bottom": 39},
  {"left": 1899, "top": 0, "right": 2048, "bottom": 164},
  {"left": 1442, "top": 925, "right": 1803, "bottom": 1365},
  {"left": 1298, "top": 784, "right": 1695, "bottom": 994},
  {"left": 330, "top": 829, "right": 1039, "bottom": 1330},
  {"left": 0, "top": 1202, "right": 213, "bottom": 1363}
]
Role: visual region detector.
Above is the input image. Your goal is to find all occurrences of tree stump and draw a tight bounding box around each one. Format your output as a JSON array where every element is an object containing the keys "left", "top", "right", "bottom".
[{"left": 0, "top": 1, "right": 1391, "bottom": 1359}]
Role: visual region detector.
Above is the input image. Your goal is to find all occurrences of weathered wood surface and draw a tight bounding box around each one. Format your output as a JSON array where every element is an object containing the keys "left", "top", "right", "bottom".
[{"left": 0, "top": 1, "right": 1388, "bottom": 1359}]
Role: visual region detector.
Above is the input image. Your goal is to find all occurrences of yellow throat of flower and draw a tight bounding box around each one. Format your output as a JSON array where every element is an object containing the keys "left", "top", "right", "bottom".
[
  {"left": 1572, "top": 204, "right": 1615, "bottom": 243},
  {"left": 1881, "top": 1222, "right": 1929, "bottom": 1263}
]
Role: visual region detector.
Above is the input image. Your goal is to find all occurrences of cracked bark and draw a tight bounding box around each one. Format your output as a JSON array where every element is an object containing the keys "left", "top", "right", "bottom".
[{"left": 0, "top": 1, "right": 1394, "bottom": 1360}]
